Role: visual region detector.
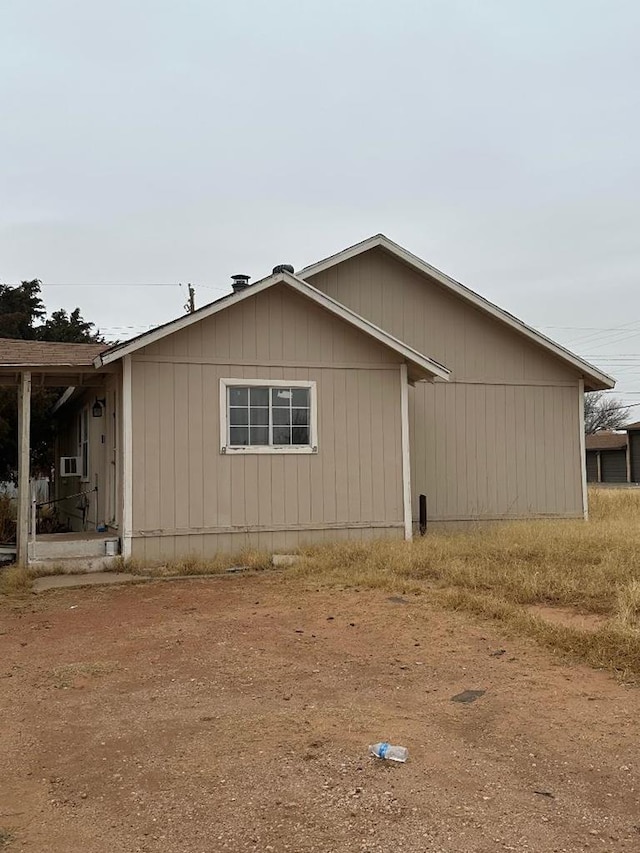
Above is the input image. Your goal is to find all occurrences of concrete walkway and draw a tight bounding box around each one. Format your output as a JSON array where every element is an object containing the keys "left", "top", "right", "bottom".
[
  {"left": 32, "top": 566, "right": 264, "bottom": 593},
  {"left": 32, "top": 572, "right": 145, "bottom": 592}
]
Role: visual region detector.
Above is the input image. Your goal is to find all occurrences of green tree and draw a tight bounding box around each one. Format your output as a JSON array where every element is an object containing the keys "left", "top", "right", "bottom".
[
  {"left": 0, "top": 281, "right": 101, "bottom": 480},
  {"left": 0, "top": 280, "right": 45, "bottom": 339},
  {"left": 39, "top": 307, "right": 100, "bottom": 343}
]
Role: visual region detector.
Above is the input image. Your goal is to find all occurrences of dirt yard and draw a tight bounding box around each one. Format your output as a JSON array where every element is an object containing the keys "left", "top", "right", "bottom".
[{"left": 1, "top": 573, "right": 638, "bottom": 852}]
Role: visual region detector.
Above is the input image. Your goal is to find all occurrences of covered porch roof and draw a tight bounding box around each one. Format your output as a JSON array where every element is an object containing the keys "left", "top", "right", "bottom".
[{"left": 0, "top": 338, "right": 114, "bottom": 386}]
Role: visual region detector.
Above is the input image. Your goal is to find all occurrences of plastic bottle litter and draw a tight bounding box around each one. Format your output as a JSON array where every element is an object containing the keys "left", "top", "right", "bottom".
[{"left": 368, "top": 742, "right": 408, "bottom": 762}]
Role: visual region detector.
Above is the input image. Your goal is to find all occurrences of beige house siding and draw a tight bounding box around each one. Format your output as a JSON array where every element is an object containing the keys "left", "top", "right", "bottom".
[
  {"left": 410, "top": 382, "right": 582, "bottom": 521},
  {"left": 129, "top": 284, "right": 406, "bottom": 559},
  {"left": 306, "top": 247, "right": 585, "bottom": 522}
]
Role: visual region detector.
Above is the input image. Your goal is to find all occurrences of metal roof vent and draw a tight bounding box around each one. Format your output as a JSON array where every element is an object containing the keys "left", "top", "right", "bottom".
[
  {"left": 272, "top": 264, "right": 294, "bottom": 275},
  {"left": 231, "top": 274, "right": 250, "bottom": 293}
]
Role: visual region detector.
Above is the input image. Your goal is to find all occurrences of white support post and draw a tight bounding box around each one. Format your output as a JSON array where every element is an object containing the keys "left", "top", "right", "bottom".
[
  {"left": 121, "top": 355, "right": 133, "bottom": 559},
  {"left": 400, "top": 364, "right": 413, "bottom": 540},
  {"left": 578, "top": 379, "right": 588, "bottom": 520},
  {"left": 16, "top": 371, "right": 31, "bottom": 566}
]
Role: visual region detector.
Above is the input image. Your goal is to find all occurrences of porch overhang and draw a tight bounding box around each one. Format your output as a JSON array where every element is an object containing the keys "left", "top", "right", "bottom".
[
  {"left": 0, "top": 339, "right": 112, "bottom": 565},
  {"left": 0, "top": 366, "right": 116, "bottom": 387}
]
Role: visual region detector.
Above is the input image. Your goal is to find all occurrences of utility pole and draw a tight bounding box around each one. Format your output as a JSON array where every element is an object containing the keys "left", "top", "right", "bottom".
[{"left": 183, "top": 283, "right": 195, "bottom": 314}]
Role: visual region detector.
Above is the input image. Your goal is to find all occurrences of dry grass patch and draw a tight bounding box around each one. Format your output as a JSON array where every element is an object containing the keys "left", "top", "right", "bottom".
[
  {"left": 616, "top": 579, "right": 640, "bottom": 630},
  {"left": 113, "top": 548, "right": 272, "bottom": 577},
  {"left": 440, "top": 587, "right": 640, "bottom": 680},
  {"left": 0, "top": 563, "right": 69, "bottom": 597},
  {"left": 0, "top": 566, "right": 32, "bottom": 596},
  {"left": 292, "top": 488, "right": 640, "bottom": 678}
]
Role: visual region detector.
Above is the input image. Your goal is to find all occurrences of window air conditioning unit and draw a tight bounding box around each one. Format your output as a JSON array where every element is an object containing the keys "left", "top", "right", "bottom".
[{"left": 60, "top": 456, "right": 82, "bottom": 477}]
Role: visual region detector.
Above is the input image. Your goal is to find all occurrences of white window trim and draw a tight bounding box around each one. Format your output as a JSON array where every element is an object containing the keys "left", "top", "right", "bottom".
[{"left": 220, "top": 378, "right": 318, "bottom": 455}]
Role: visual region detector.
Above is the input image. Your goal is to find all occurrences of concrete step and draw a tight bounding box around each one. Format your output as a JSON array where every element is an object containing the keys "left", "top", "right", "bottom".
[
  {"left": 30, "top": 555, "right": 122, "bottom": 574},
  {"left": 33, "top": 534, "right": 120, "bottom": 560}
]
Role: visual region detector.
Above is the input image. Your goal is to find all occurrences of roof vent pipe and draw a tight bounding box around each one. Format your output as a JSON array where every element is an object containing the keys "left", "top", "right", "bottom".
[
  {"left": 272, "top": 264, "right": 295, "bottom": 275},
  {"left": 231, "top": 274, "right": 250, "bottom": 293}
]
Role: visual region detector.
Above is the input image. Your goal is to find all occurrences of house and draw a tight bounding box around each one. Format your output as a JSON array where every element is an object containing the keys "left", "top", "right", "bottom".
[
  {"left": 586, "top": 422, "right": 640, "bottom": 484},
  {"left": 0, "top": 235, "right": 615, "bottom": 566}
]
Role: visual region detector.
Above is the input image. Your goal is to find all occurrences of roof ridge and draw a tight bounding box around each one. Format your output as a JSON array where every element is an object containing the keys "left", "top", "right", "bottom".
[
  {"left": 95, "top": 270, "right": 450, "bottom": 381},
  {"left": 297, "top": 234, "right": 615, "bottom": 392}
]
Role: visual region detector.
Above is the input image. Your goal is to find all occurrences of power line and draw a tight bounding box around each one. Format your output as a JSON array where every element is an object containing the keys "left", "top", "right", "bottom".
[
  {"left": 5, "top": 282, "right": 177, "bottom": 287},
  {"left": 541, "top": 325, "right": 640, "bottom": 332},
  {"left": 2, "top": 282, "right": 229, "bottom": 292},
  {"left": 565, "top": 322, "right": 640, "bottom": 349}
]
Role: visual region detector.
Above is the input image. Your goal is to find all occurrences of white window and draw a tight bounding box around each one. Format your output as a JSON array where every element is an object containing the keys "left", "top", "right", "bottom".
[{"left": 220, "top": 379, "right": 317, "bottom": 454}]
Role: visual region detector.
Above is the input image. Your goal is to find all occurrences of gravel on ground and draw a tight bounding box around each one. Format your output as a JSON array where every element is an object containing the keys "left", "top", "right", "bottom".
[{"left": 1, "top": 574, "right": 638, "bottom": 852}]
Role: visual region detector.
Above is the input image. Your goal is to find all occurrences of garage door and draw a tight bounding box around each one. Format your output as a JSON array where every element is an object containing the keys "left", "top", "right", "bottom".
[
  {"left": 600, "top": 449, "right": 627, "bottom": 483},
  {"left": 630, "top": 432, "right": 640, "bottom": 483}
]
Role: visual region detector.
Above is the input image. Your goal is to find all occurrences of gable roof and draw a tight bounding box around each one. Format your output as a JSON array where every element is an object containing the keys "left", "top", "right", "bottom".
[
  {"left": 95, "top": 270, "right": 450, "bottom": 383},
  {"left": 297, "top": 234, "right": 615, "bottom": 392},
  {"left": 0, "top": 338, "right": 105, "bottom": 367}
]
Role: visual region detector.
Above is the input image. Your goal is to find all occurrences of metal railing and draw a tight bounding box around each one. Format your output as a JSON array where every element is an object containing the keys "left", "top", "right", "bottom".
[{"left": 30, "top": 486, "right": 98, "bottom": 547}]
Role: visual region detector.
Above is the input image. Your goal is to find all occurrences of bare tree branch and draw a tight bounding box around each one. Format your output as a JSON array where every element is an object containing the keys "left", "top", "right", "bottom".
[{"left": 584, "top": 391, "right": 630, "bottom": 434}]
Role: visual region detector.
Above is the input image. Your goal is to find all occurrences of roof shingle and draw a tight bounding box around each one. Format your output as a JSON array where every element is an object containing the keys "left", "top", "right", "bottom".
[
  {"left": 585, "top": 431, "right": 628, "bottom": 451},
  {"left": 0, "top": 338, "right": 105, "bottom": 367}
]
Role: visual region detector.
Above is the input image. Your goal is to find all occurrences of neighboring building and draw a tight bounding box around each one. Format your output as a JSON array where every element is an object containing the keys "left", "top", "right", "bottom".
[
  {"left": 585, "top": 431, "right": 629, "bottom": 483},
  {"left": 586, "top": 422, "right": 640, "bottom": 484},
  {"left": 0, "top": 235, "right": 615, "bottom": 565}
]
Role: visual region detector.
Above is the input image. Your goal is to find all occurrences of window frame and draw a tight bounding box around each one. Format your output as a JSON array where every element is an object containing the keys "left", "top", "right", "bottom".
[{"left": 220, "top": 378, "right": 318, "bottom": 455}]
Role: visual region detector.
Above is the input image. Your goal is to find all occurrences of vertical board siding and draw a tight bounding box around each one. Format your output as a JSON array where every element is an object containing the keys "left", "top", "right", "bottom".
[
  {"left": 130, "top": 364, "right": 404, "bottom": 548},
  {"left": 129, "top": 285, "right": 406, "bottom": 555},
  {"left": 306, "top": 248, "right": 573, "bottom": 383},
  {"left": 131, "top": 523, "right": 404, "bottom": 561},
  {"left": 306, "top": 248, "right": 585, "bottom": 521},
  {"left": 410, "top": 381, "right": 582, "bottom": 520}
]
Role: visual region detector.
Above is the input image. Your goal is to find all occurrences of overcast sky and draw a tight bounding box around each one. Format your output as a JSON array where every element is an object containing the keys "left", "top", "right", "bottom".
[{"left": 1, "top": 1, "right": 639, "bottom": 405}]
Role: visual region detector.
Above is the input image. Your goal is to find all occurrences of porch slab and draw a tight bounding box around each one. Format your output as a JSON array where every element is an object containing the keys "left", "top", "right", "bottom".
[
  {"left": 33, "top": 533, "right": 120, "bottom": 561},
  {"left": 29, "top": 555, "right": 123, "bottom": 574},
  {"left": 36, "top": 532, "right": 118, "bottom": 542},
  {"left": 33, "top": 572, "right": 144, "bottom": 592}
]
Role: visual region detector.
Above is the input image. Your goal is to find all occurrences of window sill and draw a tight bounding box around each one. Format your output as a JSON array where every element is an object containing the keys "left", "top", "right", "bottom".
[{"left": 221, "top": 445, "right": 318, "bottom": 455}]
